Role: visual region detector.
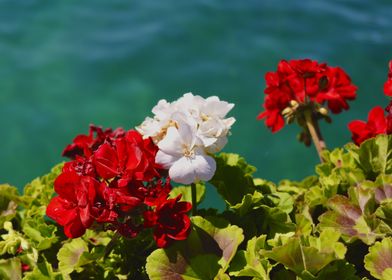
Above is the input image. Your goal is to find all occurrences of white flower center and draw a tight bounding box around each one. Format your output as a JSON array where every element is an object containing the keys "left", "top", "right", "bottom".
[
  {"left": 183, "top": 145, "right": 195, "bottom": 158},
  {"left": 201, "top": 113, "right": 210, "bottom": 121}
]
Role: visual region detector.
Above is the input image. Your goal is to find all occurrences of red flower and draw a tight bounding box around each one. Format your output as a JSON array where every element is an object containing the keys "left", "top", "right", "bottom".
[
  {"left": 315, "top": 67, "right": 357, "bottom": 113},
  {"left": 46, "top": 171, "right": 99, "bottom": 238},
  {"left": 94, "top": 180, "right": 143, "bottom": 223},
  {"left": 384, "top": 60, "right": 392, "bottom": 97},
  {"left": 348, "top": 106, "right": 388, "bottom": 145},
  {"left": 143, "top": 195, "right": 192, "bottom": 248},
  {"left": 259, "top": 59, "right": 357, "bottom": 132},
  {"left": 63, "top": 125, "right": 125, "bottom": 159},
  {"left": 257, "top": 89, "right": 292, "bottom": 132},
  {"left": 63, "top": 156, "right": 96, "bottom": 177},
  {"left": 49, "top": 124, "right": 179, "bottom": 245},
  {"left": 93, "top": 130, "right": 161, "bottom": 184},
  {"left": 144, "top": 179, "right": 172, "bottom": 207}
]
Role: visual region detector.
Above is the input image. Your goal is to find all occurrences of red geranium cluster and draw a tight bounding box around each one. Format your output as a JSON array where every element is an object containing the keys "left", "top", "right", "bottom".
[
  {"left": 258, "top": 59, "right": 357, "bottom": 132},
  {"left": 46, "top": 125, "right": 191, "bottom": 248},
  {"left": 348, "top": 60, "right": 392, "bottom": 145},
  {"left": 384, "top": 60, "right": 392, "bottom": 97},
  {"left": 348, "top": 106, "right": 392, "bottom": 145}
]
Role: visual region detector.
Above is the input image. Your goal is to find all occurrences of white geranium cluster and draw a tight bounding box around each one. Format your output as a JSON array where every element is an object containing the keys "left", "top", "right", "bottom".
[{"left": 137, "top": 93, "right": 235, "bottom": 184}]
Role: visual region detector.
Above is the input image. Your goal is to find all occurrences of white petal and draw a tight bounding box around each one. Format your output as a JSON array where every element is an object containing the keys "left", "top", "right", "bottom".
[
  {"left": 152, "top": 99, "right": 172, "bottom": 119},
  {"left": 169, "top": 154, "right": 216, "bottom": 184},
  {"left": 172, "top": 112, "right": 198, "bottom": 147},
  {"left": 205, "top": 136, "right": 228, "bottom": 153},
  {"left": 192, "top": 154, "right": 216, "bottom": 182},
  {"left": 158, "top": 127, "right": 183, "bottom": 156},
  {"left": 169, "top": 157, "right": 196, "bottom": 184},
  {"left": 204, "top": 96, "right": 235, "bottom": 118},
  {"left": 198, "top": 135, "right": 218, "bottom": 147},
  {"left": 155, "top": 150, "right": 178, "bottom": 169},
  {"left": 136, "top": 117, "right": 162, "bottom": 139},
  {"left": 224, "top": 117, "right": 236, "bottom": 129}
]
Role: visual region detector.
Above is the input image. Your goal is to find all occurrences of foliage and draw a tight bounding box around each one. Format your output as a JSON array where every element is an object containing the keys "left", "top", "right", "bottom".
[{"left": 3, "top": 132, "right": 392, "bottom": 279}]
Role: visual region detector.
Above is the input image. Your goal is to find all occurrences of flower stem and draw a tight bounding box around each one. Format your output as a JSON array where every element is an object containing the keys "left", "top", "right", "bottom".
[
  {"left": 304, "top": 109, "right": 327, "bottom": 162},
  {"left": 191, "top": 183, "right": 197, "bottom": 216}
]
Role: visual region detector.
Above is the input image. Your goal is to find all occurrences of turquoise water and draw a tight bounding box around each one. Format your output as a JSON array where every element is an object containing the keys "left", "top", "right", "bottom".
[{"left": 1, "top": 0, "right": 391, "bottom": 207}]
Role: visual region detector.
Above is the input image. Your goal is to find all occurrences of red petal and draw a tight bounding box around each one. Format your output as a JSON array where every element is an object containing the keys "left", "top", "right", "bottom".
[
  {"left": 93, "top": 143, "right": 119, "bottom": 179},
  {"left": 63, "top": 216, "right": 86, "bottom": 238},
  {"left": 154, "top": 229, "right": 169, "bottom": 248},
  {"left": 46, "top": 197, "right": 77, "bottom": 226},
  {"left": 368, "top": 106, "right": 387, "bottom": 133},
  {"left": 384, "top": 80, "right": 392, "bottom": 97},
  {"left": 54, "top": 172, "right": 80, "bottom": 201}
]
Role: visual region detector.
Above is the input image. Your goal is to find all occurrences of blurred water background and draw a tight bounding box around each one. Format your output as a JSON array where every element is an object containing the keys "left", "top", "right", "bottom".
[{"left": 0, "top": 0, "right": 391, "bottom": 208}]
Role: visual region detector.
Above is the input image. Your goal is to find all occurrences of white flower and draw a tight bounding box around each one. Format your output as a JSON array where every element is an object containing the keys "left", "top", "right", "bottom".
[
  {"left": 137, "top": 92, "right": 235, "bottom": 184},
  {"left": 155, "top": 117, "right": 216, "bottom": 184},
  {"left": 137, "top": 99, "right": 179, "bottom": 142},
  {"left": 194, "top": 95, "right": 236, "bottom": 152}
]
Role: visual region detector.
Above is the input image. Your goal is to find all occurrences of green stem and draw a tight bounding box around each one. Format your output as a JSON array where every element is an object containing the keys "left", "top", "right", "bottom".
[
  {"left": 191, "top": 183, "right": 197, "bottom": 216},
  {"left": 304, "top": 109, "right": 327, "bottom": 162}
]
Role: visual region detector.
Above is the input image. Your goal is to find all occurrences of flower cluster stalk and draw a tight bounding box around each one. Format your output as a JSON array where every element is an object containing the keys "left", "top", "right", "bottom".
[{"left": 304, "top": 109, "right": 327, "bottom": 162}]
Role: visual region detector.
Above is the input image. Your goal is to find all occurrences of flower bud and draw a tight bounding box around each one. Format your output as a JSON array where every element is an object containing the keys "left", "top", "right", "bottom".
[
  {"left": 290, "top": 100, "right": 299, "bottom": 108},
  {"left": 319, "top": 107, "right": 328, "bottom": 116},
  {"left": 281, "top": 107, "right": 293, "bottom": 116}
]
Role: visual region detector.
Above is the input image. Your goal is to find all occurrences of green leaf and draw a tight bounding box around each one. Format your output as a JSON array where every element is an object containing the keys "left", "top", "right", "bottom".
[
  {"left": 22, "top": 206, "right": 59, "bottom": 251},
  {"left": 262, "top": 239, "right": 331, "bottom": 275},
  {"left": 365, "top": 237, "right": 392, "bottom": 279},
  {"left": 23, "top": 256, "right": 64, "bottom": 280},
  {"left": 0, "top": 221, "right": 30, "bottom": 256},
  {"left": 261, "top": 229, "right": 346, "bottom": 276},
  {"left": 211, "top": 153, "right": 257, "bottom": 205},
  {"left": 318, "top": 195, "right": 378, "bottom": 244},
  {"left": 169, "top": 183, "right": 206, "bottom": 205},
  {"left": 347, "top": 134, "right": 392, "bottom": 180},
  {"left": 314, "top": 261, "right": 359, "bottom": 280},
  {"left": 229, "top": 235, "right": 273, "bottom": 279},
  {"left": 19, "top": 163, "right": 64, "bottom": 252},
  {"left": 375, "top": 202, "right": 392, "bottom": 230},
  {"left": 305, "top": 186, "right": 327, "bottom": 208},
  {"left": 23, "top": 163, "right": 64, "bottom": 208},
  {"left": 257, "top": 206, "right": 296, "bottom": 237},
  {"left": 82, "top": 229, "right": 111, "bottom": 246},
  {"left": 374, "top": 174, "right": 392, "bottom": 204},
  {"left": 228, "top": 191, "right": 264, "bottom": 216},
  {"left": 146, "top": 216, "right": 244, "bottom": 280},
  {"left": 295, "top": 207, "right": 314, "bottom": 236},
  {"left": 57, "top": 238, "right": 89, "bottom": 275},
  {"left": 0, "top": 257, "right": 21, "bottom": 280},
  {"left": 0, "top": 184, "right": 22, "bottom": 230}
]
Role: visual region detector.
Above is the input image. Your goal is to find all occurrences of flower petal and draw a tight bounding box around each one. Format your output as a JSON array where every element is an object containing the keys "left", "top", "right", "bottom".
[
  {"left": 156, "top": 150, "right": 178, "bottom": 169},
  {"left": 169, "top": 154, "right": 216, "bottom": 184},
  {"left": 158, "top": 127, "right": 183, "bottom": 156}
]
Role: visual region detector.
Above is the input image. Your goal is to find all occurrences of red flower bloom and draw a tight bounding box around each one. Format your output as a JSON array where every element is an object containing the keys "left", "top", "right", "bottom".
[
  {"left": 315, "top": 66, "right": 357, "bottom": 114},
  {"left": 257, "top": 90, "right": 292, "bottom": 132},
  {"left": 94, "top": 180, "right": 143, "bottom": 223},
  {"left": 259, "top": 59, "right": 357, "bottom": 132},
  {"left": 93, "top": 130, "right": 162, "bottom": 184},
  {"left": 63, "top": 125, "right": 125, "bottom": 159},
  {"left": 46, "top": 171, "right": 100, "bottom": 238},
  {"left": 348, "top": 106, "right": 388, "bottom": 145},
  {"left": 384, "top": 60, "right": 392, "bottom": 97},
  {"left": 49, "top": 124, "right": 190, "bottom": 248},
  {"left": 63, "top": 156, "right": 96, "bottom": 177},
  {"left": 144, "top": 179, "right": 172, "bottom": 207},
  {"left": 143, "top": 195, "right": 192, "bottom": 248}
]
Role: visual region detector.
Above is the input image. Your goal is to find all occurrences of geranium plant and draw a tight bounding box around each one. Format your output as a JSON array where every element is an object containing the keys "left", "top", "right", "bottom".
[{"left": 1, "top": 60, "right": 392, "bottom": 280}]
